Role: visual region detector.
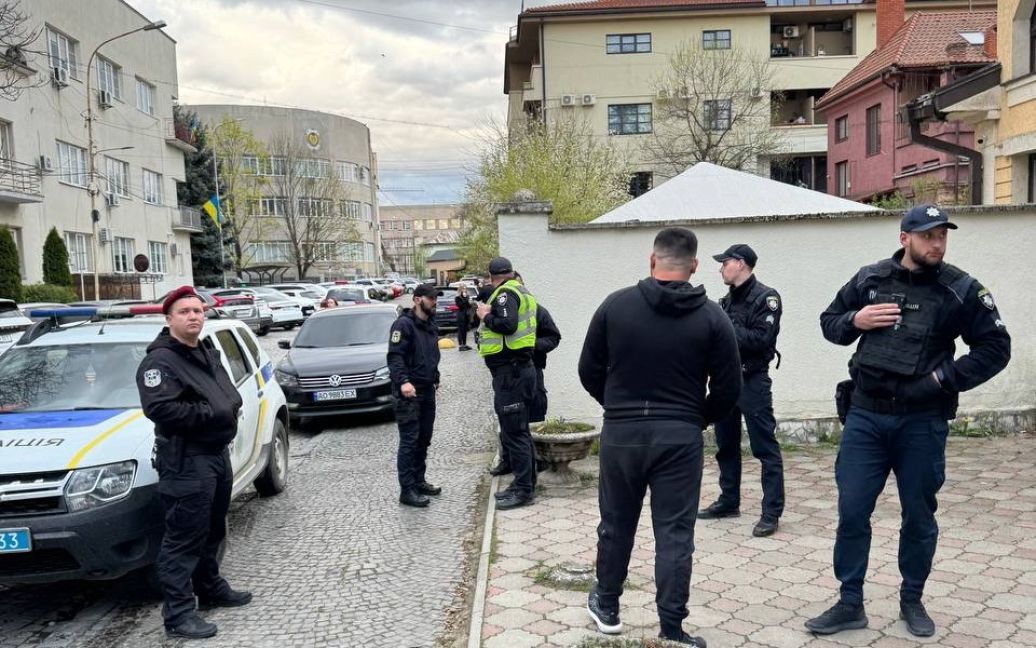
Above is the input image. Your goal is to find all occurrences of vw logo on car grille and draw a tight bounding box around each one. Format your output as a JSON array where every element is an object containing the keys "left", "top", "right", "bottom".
[{"left": 328, "top": 374, "right": 343, "bottom": 387}]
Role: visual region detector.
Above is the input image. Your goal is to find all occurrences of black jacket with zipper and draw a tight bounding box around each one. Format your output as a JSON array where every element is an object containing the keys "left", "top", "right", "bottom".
[{"left": 136, "top": 328, "right": 243, "bottom": 450}]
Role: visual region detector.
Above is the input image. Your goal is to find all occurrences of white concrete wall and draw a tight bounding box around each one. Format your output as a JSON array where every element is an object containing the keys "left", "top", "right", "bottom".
[{"left": 500, "top": 206, "right": 1036, "bottom": 426}]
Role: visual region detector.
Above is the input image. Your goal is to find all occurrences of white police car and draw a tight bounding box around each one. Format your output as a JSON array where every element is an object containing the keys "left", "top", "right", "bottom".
[{"left": 0, "top": 305, "right": 289, "bottom": 584}]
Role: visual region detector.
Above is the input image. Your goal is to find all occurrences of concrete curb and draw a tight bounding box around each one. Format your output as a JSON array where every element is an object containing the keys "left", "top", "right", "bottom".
[{"left": 467, "top": 472, "right": 499, "bottom": 648}]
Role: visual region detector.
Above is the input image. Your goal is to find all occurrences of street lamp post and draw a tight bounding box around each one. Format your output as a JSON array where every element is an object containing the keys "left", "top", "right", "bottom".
[{"left": 85, "top": 19, "right": 166, "bottom": 299}]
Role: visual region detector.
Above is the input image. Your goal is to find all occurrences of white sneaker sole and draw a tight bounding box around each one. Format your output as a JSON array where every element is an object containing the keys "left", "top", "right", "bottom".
[{"left": 587, "top": 603, "right": 623, "bottom": 634}]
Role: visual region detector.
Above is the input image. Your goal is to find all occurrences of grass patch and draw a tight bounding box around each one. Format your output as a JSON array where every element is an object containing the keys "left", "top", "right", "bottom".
[
  {"left": 534, "top": 417, "right": 595, "bottom": 435},
  {"left": 949, "top": 417, "right": 995, "bottom": 438},
  {"left": 590, "top": 438, "right": 600, "bottom": 456},
  {"left": 579, "top": 472, "right": 599, "bottom": 488},
  {"left": 488, "top": 523, "right": 499, "bottom": 565}
]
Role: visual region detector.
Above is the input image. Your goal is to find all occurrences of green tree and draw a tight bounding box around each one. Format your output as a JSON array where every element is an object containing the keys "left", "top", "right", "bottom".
[
  {"left": 42, "top": 227, "right": 72, "bottom": 287},
  {"left": 0, "top": 226, "right": 21, "bottom": 301},
  {"left": 458, "top": 118, "right": 629, "bottom": 269},
  {"left": 174, "top": 107, "right": 225, "bottom": 287}
]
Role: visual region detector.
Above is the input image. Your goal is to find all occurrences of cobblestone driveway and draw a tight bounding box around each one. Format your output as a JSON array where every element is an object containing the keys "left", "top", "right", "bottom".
[{"left": 1, "top": 321, "right": 497, "bottom": 648}]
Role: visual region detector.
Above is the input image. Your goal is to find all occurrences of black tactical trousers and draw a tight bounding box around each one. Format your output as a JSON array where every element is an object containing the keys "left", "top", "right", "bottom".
[
  {"left": 456, "top": 311, "right": 469, "bottom": 346},
  {"left": 156, "top": 448, "right": 232, "bottom": 627},
  {"left": 595, "top": 419, "right": 704, "bottom": 637},
  {"left": 395, "top": 387, "right": 436, "bottom": 490},
  {"left": 713, "top": 370, "right": 785, "bottom": 519},
  {"left": 492, "top": 362, "right": 536, "bottom": 495}
]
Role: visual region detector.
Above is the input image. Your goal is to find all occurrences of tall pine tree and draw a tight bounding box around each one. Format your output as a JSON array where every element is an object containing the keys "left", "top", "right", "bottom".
[
  {"left": 42, "top": 227, "right": 73, "bottom": 287},
  {"left": 174, "top": 106, "right": 225, "bottom": 287},
  {"left": 0, "top": 226, "right": 22, "bottom": 302}
]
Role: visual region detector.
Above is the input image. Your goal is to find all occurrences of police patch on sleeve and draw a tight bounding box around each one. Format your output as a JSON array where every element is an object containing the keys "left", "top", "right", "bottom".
[
  {"left": 391, "top": 330, "right": 402, "bottom": 343},
  {"left": 766, "top": 295, "right": 779, "bottom": 311},
  {"left": 977, "top": 288, "right": 996, "bottom": 311},
  {"left": 497, "top": 294, "right": 508, "bottom": 305},
  {"left": 143, "top": 369, "right": 162, "bottom": 388}
]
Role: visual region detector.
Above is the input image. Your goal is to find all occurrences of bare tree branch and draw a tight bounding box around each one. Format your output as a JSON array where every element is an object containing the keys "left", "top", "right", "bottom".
[{"left": 0, "top": 1, "right": 45, "bottom": 102}]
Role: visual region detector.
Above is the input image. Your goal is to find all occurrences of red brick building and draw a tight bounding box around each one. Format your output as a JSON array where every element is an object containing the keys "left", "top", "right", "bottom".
[{"left": 816, "top": 2, "right": 996, "bottom": 204}]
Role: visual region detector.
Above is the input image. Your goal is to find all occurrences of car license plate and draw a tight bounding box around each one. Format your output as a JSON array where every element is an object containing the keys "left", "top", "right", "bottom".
[
  {"left": 232, "top": 308, "right": 251, "bottom": 316},
  {"left": 313, "top": 389, "right": 357, "bottom": 401},
  {"left": 0, "top": 528, "right": 31, "bottom": 553}
]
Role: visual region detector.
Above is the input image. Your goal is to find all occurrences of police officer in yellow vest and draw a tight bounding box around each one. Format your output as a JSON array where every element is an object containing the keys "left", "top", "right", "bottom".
[{"left": 476, "top": 257, "right": 538, "bottom": 510}]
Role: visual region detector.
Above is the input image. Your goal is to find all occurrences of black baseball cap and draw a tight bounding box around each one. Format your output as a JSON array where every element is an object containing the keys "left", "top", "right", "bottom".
[
  {"left": 412, "top": 283, "right": 440, "bottom": 298},
  {"left": 901, "top": 203, "right": 958, "bottom": 232},
  {"left": 712, "top": 244, "right": 758, "bottom": 268},
  {"left": 488, "top": 256, "right": 513, "bottom": 274}
]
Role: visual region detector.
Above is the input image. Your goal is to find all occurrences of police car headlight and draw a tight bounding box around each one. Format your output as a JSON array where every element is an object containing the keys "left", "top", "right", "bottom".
[
  {"left": 374, "top": 366, "right": 390, "bottom": 381},
  {"left": 64, "top": 460, "right": 136, "bottom": 512}
]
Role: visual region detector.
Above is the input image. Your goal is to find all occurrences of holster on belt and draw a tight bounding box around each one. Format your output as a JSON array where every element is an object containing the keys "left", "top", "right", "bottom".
[
  {"left": 835, "top": 379, "right": 854, "bottom": 425},
  {"left": 153, "top": 433, "right": 185, "bottom": 471}
]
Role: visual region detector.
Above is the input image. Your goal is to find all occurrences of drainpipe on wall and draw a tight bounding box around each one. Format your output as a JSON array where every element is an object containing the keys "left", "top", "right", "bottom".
[
  {"left": 540, "top": 23, "right": 547, "bottom": 126},
  {"left": 903, "top": 109, "right": 982, "bottom": 205}
]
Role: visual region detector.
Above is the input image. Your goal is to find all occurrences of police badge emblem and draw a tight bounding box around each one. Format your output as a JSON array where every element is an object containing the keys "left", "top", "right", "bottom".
[
  {"left": 978, "top": 288, "right": 995, "bottom": 310},
  {"left": 497, "top": 294, "right": 508, "bottom": 305},
  {"left": 143, "top": 369, "right": 162, "bottom": 388},
  {"left": 391, "top": 330, "right": 402, "bottom": 343},
  {"left": 766, "top": 295, "right": 779, "bottom": 311}
]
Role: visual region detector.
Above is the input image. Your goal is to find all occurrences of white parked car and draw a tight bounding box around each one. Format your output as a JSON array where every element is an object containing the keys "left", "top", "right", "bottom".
[
  {"left": 268, "top": 283, "right": 329, "bottom": 300},
  {"left": 212, "top": 289, "right": 303, "bottom": 331},
  {"left": 254, "top": 287, "right": 317, "bottom": 318},
  {"left": 0, "top": 299, "right": 33, "bottom": 356},
  {"left": 0, "top": 305, "right": 289, "bottom": 584}
]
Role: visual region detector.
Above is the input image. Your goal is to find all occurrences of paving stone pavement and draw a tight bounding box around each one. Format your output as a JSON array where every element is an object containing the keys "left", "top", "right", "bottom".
[
  {"left": 1, "top": 324, "right": 498, "bottom": 648},
  {"left": 481, "top": 435, "right": 1036, "bottom": 648}
]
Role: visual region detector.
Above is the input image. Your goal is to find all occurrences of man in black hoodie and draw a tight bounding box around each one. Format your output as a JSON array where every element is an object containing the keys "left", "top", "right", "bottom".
[
  {"left": 578, "top": 227, "right": 741, "bottom": 647},
  {"left": 136, "top": 286, "right": 251, "bottom": 640}
]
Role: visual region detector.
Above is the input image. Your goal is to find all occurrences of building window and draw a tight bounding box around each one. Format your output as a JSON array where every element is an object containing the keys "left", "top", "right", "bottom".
[
  {"left": 136, "top": 78, "right": 155, "bottom": 115},
  {"left": 254, "top": 197, "right": 286, "bottom": 216},
  {"left": 704, "top": 99, "right": 732, "bottom": 131},
  {"left": 148, "top": 241, "right": 168, "bottom": 274},
  {"left": 703, "top": 30, "right": 731, "bottom": 50},
  {"left": 46, "top": 26, "right": 79, "bottom": 80},
  {"left": 836, "top": 161, "right": 849, "bottom": 197},
  {"left": 64, "top": 231, "right": 92, "bottom": 272},
  {"left": 629, "top": 171, "right": 653, "bottom": 197},
  {"left": 298, "top": 197, "right": 334, "bottom": 217},
  {"left": 1029, "top": 153, "right": 1036, "bottom": 203},
  {"left": 336, "top": 161, "right": 358, "bottom": 182},
  {"left": 96, "top": 56, "right": 122, "bottom": 100},
  {"left": 362, "top": 203, "right": 373, "bottom": 221},
  {"left": 413, "top": 219, "right": 424, "bottom": 231},
  {"left": 608, "top": 103, "right": 652, "bottom": 135},
  {"left": 606, "top": 33, "right": 651, "bottom": 54},
  {"left": 340, "top": 200, "right": 361, "bottom": 219},
  {"left": 866, "top": 104, "right": 881, "bottom": 156},
  {"left": 142, "top": 169, "right": 163, "bottom": 204},
  {"left": 0, "top": 120, "right": 12, "bottom": 163},
  {"left": 112, "top": 237, "right": 134, "bottom": 273},
  {"left": 56, "top": 141, "right": 88, "bottom": 187},
  {"left": 450, "top": 218, "right": 462, "bottom": 229},
  {"left": 297, "top": 158, "right": 330, "bottom": 178},
  {"left": 104, "top": 157, "right": 129, "bottom": 197},
  {"left": 403, "top": 220, "right": 411, "bottom": 230},
  {"left": 835, "top": 115, "right": 848, "bottom": 142}
]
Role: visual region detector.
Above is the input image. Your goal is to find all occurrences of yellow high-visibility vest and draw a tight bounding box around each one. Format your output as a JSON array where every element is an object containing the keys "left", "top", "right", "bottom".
[{"left": 478, "top": 279, "right": 537, "bottom": 357}]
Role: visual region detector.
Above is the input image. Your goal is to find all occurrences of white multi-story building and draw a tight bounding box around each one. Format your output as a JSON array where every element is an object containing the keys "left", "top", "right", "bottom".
[{"left": 0, "top": 0, "right": 198, "bottom": 300}]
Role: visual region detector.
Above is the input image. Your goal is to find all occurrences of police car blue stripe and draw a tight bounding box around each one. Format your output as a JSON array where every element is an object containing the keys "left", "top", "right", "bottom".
[
  {"left": 0, "top": 409, "right": 127, "bottom": 431},
  {"left": 260, "top": 362, "right": 273, "bottom": 383}
]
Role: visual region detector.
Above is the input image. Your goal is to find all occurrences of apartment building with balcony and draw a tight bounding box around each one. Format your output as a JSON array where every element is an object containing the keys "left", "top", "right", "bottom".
[
  {"left": 504, "top": 0, "right": 993, "bottom": 194},
  {"left": 379, "top": 204, "right": 465, "bottom": 277},
  {"left": 189, "top": 105, "right": 381, "bottom": 279},
  {"left": 0, "top": 0, "right": 197, "bottom": 300}
]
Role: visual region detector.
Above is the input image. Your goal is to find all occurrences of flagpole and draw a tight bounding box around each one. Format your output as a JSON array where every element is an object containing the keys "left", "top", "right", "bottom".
[{"left": 211, "top": 146, "right": 226, "bottom": 289}]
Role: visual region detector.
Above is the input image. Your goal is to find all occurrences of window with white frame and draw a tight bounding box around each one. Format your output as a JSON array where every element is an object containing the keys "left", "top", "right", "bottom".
[
  {"left": 704, "top": 99, "right": 732, "bottom": 131},
  {"left": 142, "top": 169, "right": 163, "bottom": 204},
  {"left": 0, "top": 120, "right": 11, "bottom": 165},
  {"left": 136, "top": 78, "right": 155, "bottom": 115},
  {"left": 96, "top": 56, "right": 121, "bottom": 100},
  {"left": 336, "top": 161, "right": 358, "bottom": 182},
  {"left": 247, "top": 241, "right": 292, "bottom": 263},
  {"left": 296, "top": 158, "right": 330, "bottom": 178},
  {"left": 112, "top": 237, "right": 134, "bottom": 273},
  {"left": 365, "top": 242, "right": 375, "bottom": 262},
  {"left": 56, "top": 140, "right": 87, "bottom": 186},
  {"left": 104, "top": 156, "right": 129, "bottom": 197},
  {"left": 241, "top": 155, "right": 259, "bottom": 175},
  {"left": 148, "top": 241, "right": 168, "bottom": 274},
  {"left": 254, "top": 197, "right": 286, "bottom": 216},
  {"left": 298, "top": 197, "right": 334, "bottom": 217},
  {"left": 341, "top": 200, "right": 361, "bottom": 219},
  {"left": 64, "top": 231, "right": 92, "bottom": 272},
  {"left": 46, "top": 26, "right": 79, "bottom": 80},
  {"left": 362, "top": 203, "right": 373, "bottom": 222}
]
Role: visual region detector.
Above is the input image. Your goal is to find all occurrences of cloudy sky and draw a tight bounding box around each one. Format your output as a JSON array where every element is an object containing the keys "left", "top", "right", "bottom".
[{"left": 131, "top": 0, "right": 556, "bottom": 206}]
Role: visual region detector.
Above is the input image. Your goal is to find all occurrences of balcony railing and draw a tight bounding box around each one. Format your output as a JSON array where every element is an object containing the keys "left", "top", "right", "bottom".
[
  {"left": 164, "top": 118, "right": 198, "bottom": 153},
  {"left": 173, "top": 206, "right": 204, "bottom": 232},
  {"left": 0, "top": 158, "right": 43, "bottom": 203}
]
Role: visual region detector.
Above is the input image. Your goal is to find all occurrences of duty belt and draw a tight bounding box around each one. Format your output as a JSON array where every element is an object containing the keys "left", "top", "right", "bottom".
[{"left": 851, "top": 391, "right": 947, "bottom": 417}]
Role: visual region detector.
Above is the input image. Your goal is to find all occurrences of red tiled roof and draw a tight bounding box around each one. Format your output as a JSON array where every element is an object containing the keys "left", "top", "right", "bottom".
[
  {"left": 524, "top": 0, "right": 764, "bottom": 15},
  {"left": 816, "top": 11, "right": 996, "bottom": 110}
]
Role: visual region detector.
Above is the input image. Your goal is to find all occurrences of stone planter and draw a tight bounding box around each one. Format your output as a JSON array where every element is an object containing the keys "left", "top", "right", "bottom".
[{"left": 530, "top": 425, "right": 599, "bottom": 485}]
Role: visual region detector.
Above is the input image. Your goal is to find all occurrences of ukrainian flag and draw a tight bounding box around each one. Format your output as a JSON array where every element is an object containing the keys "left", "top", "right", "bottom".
[{"left": 202, "top": 193, "right": 222, "bottom": 229}]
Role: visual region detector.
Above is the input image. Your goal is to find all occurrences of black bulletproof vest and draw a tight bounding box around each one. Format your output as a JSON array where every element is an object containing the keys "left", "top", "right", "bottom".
[
  {"left": 721, "top": 279, "right": 777, "bottom": 370},
  {"left": 853, "top": 260, "right": 973, "bottom": 377}
]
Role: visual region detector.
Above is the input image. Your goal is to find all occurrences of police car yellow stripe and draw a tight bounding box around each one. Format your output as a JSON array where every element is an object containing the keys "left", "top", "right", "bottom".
[{"left": 65, "top": 410, "right": 146, "bottom": 469}]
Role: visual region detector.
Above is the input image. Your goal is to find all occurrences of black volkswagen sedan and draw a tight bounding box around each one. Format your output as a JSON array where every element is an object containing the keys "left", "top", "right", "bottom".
[{"left": 275, "top": 304, "right": 398, "bottom": 428}]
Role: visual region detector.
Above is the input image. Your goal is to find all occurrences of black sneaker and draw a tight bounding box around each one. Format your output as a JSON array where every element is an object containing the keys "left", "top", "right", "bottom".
[
  {"left": 658, "top": 630, "right": 707, "bottom": 646},
  {"left": 496, "top": 492, "right": 534, "bottom": 511},
  {"left": 586, "top": 588, "right": 622, "bottom": 634},
  {"left": 400, "top": 489, "right": 430, "bottom": 508},
  {"left": 165, "top": 613, "right": 217, "bottom": 639},
  {"left": 805, "top": 601, "right": 868, "bottom": 634},
  {"left": 697, "top": 501, "right": 740, "bottom": 519},
  {"left": 900, "top": 601, "right": 935, "bottom": 637},
  {"left": 494, "top": 487, "right": 515, "bottom": 500},
  {"left": 752, "top": 516, "right": 779, "bottom": 537},
  {"left": 488, "top": 462, "right": 512, "bottom": 476},
  {"left": 197, "top": 588, "right": 253, "bottom": 610},
  {"left": 416, "top": 481, "right": 442, "bottom": 496}
]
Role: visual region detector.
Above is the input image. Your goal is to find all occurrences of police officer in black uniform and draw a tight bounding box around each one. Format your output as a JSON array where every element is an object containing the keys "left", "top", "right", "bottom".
[
  {"left": 388, "top": 283, "right": 443, "bottom": 508},
  {"left": 136, "top": 286, "right": 252, "bottom": 640},
  {"left": 807, "top": 205, "right": 1010, "bottom": 637},
  {"left": 476, "top": 257, "right": 538, "bottom": 511},
  {"left": 699, "top": 244, "right": 785, "bottom": 537}
]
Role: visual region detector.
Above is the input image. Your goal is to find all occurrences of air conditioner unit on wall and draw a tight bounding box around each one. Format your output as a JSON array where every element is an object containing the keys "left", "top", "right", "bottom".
[
  {"left": 98, "top": 228, "right": 113, "bottom": 243},
  {"left": 581, "top": 94, "right": 596, "bottom": 106},
  {"left": 560, "top": 94, "right": 576, "bottom": 107},
  {"left": 105, "top": 192, "right": 120, "bottom": 207},
  {"left": 783, "top": 26, "right": 800, "bottom": 38},
  {"left": 170, "top": 243, "right": 179, "bottom": 257},
  {"left": 98, "top": 89, "right": 113, "bottom": 108},
  {"left": 37, "top": 155, "right": 53, "bottom": 172},
  {"left": 51, "top": 66, "right": 69, "bottom": 87}
]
